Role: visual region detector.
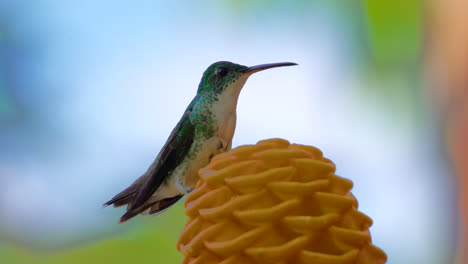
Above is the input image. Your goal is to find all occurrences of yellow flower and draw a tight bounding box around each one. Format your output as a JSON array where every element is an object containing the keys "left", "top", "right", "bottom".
[{"left": 177, "top": 139, "right": 387, "bottom": 264}]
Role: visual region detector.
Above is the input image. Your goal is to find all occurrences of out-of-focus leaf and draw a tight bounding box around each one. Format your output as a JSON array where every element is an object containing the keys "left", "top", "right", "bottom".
[{"left": 364, "top": 0, "right": 422, "bottom": 67}]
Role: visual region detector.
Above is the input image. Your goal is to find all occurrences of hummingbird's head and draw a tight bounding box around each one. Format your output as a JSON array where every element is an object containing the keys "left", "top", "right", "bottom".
[{"left": 197, "top": 61, "right": 297, "bottom": 96}]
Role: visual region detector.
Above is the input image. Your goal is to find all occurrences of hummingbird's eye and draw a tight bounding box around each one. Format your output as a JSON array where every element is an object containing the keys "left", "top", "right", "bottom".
[{"left": 215, "top": 67, "right": 229, "bottom": 78}]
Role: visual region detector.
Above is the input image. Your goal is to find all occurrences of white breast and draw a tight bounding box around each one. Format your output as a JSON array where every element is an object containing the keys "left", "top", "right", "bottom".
[{"left": 210, "top": 74, "right": 249, "bottom": 142}]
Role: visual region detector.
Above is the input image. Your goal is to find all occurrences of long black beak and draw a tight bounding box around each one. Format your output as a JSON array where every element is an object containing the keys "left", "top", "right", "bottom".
[{"left": 240, "top": 62, "right": 298, "bottom": 74}]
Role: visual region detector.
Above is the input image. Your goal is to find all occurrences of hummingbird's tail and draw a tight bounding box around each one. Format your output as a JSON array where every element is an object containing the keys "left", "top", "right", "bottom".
[
  {"left": 104, "top": 186, "right": 183, "bottom": 223},
  {"left": 118, "top": 195, "right": 183, "bottom": 223}
]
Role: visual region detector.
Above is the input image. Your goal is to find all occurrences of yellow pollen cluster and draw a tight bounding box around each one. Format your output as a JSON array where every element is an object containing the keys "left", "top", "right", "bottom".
[{"left": 177, "top": 138, "right": 387, "bottom": 264}]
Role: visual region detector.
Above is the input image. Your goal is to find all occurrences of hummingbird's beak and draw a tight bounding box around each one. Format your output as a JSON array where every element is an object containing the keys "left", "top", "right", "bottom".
[{"left": 240, "top": 62, "right": 298, "bottom": 74}]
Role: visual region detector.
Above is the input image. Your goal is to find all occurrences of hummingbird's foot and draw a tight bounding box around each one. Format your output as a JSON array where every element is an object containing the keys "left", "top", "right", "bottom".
[
  {"left": 218, "top": 139, "right": 231, "bottom": 152},
  {"left": 208, "top": 153, "right": 215, "bottom": 162},
  {"left": 218, "top": 140, "right": 224, "bottom": 150},
  {"left": 208, "top": 139, "right": 230, "bottom": 163}
]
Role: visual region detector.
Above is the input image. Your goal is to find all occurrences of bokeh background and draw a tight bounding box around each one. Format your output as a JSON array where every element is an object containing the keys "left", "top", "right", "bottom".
[{"left": 0, "top": 0, "right": 466, "bottom": 263}]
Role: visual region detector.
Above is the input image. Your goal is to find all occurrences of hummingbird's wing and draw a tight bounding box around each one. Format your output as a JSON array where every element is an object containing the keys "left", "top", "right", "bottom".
[
  {"left": 128, "top": 104, "right": 196, "bottom": 212},
  {"left": 104, "top": 100, "right": 196, "bottom": 223}
]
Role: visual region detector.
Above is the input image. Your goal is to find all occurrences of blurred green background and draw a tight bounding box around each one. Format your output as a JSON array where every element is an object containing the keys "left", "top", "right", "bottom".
[{"left": 0, "top": 0, "right": 464, "bottom": 263}]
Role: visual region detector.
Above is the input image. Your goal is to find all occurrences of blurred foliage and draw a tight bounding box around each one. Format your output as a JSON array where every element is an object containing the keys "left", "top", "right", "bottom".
[
  {"left": 0, "top": 205, "right": 186, "bottom": 264},
  {"left": 364, "top": 0, "right": 422, "bottom": 68},
  {"left": 356, "top": 0, "right": 425, "bottom": 131}
]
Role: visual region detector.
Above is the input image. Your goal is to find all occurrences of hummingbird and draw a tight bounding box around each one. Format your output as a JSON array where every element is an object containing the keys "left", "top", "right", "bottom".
[{"left": 104, "top": 61, "right": 297, "bottom": 223}]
